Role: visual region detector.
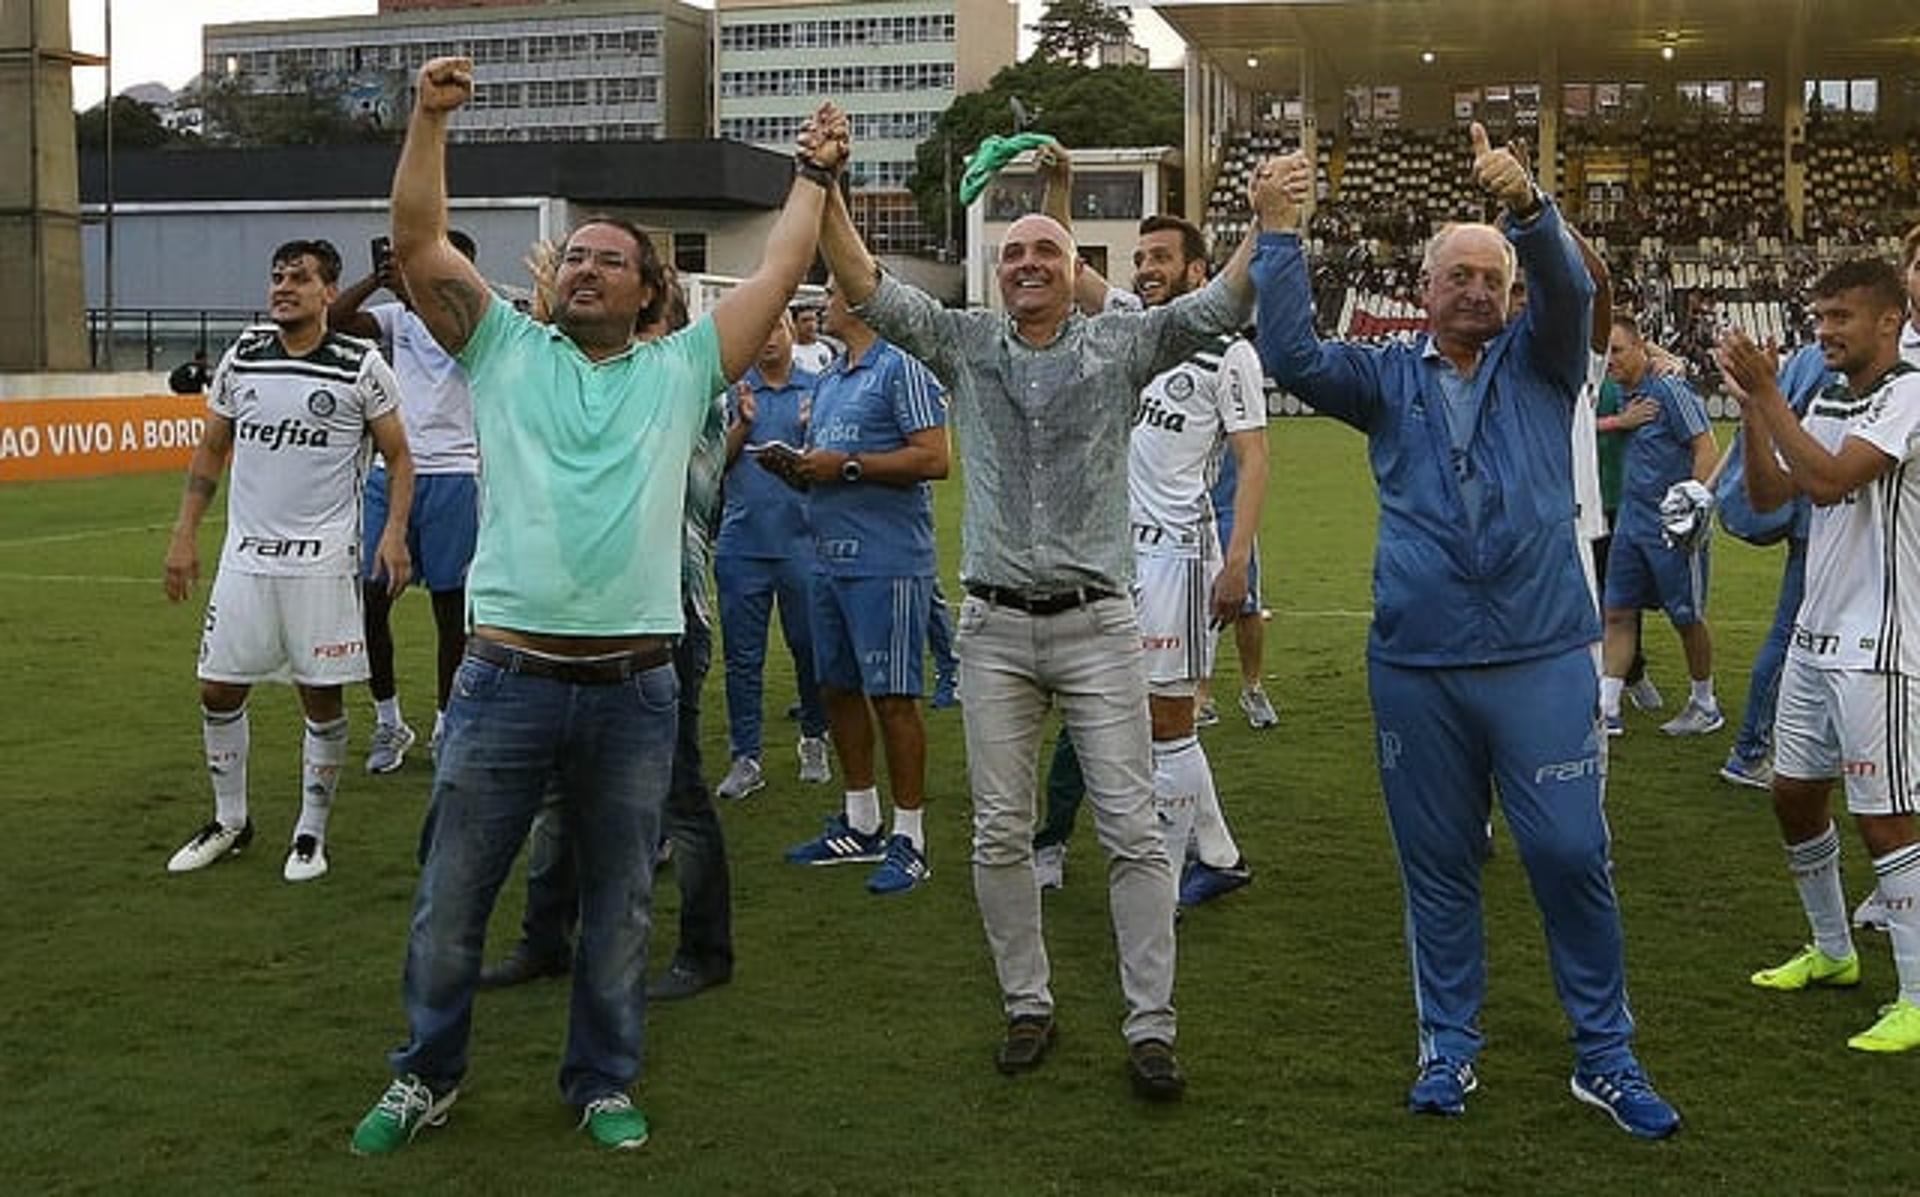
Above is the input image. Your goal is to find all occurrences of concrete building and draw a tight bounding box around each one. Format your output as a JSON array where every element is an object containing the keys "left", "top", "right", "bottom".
[
  {"left": 203, "top": 0, "right": 709, "bottom": 145},
  {"left": 1, "top": 0, "right": 91, "bottom": 370},
  {"left": 715, "top": 0, "right": 1017, "bottom": 253},
  {"left": 76, "top": 140, "right": 793, "bottom": 371}
]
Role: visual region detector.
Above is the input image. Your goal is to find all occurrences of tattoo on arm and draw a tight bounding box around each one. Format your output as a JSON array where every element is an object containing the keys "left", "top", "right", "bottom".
[
  {"left": 429, "top": 278, "right": 487, "bottom": 343},
  {"left": 186, "top": 474, "right": 218, "bottom": 500}
]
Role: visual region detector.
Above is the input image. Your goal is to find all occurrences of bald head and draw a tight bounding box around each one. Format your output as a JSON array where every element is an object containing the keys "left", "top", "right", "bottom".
[{"left": 997, "top": 213, "right": 1081, "bottom": 334}]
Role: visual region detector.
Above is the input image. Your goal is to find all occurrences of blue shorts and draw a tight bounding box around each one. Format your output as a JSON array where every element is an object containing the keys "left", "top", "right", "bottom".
[
  {"left": 1603, "top": 532, "right": 1709, "bottom": 626},
  {"left": 1215, "top": 514, "right": 1262, "bottom": 618},
  {"left": 810, "top": 574, "right": 929, "bottom": 697},
  {"left": 362, "top": 468, "right": 479, "bottom": 593}
]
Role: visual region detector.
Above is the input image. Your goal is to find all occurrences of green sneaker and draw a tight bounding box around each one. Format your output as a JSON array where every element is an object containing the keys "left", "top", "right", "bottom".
[
  {"left": 1750, "top": 944, "right": 1860, "bottom": 991},
  {"left": 1849, "top": 998, "right": 1920, "bottom": 1053},
  {"left": 579, "top": 1094, "right": 649, "bottom": 1150},
  {"left": 349, "top": 1075, "right": 457, "bottom": 1156}
]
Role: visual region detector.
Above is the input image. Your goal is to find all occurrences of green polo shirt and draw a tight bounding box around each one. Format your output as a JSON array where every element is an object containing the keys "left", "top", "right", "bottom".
[{"left": 458, "top": 297, "right": 726, "bottom": 636}]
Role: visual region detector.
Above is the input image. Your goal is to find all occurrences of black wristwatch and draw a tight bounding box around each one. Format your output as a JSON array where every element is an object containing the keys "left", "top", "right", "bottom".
[
  {"left": 840, "top": 456, "right": 863, "bottom": 483},
  {"left": 795, "top": 154, "right": 839, "bottom": 190}
]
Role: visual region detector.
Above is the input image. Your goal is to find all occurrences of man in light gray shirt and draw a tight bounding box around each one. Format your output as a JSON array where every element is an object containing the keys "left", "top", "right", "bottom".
[{"left": 817, "top": 145, "right": 1307, "bottom": 1099}]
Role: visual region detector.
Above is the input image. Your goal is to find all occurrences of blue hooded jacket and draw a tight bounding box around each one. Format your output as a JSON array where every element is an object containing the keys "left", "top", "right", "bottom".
[{"left": 1253, "top": 203, "right": 1599, "bottom": 667}]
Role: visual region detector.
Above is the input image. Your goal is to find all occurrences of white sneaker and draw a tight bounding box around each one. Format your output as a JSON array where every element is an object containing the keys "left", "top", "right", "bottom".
[
  {"left": 1626, "top": 677, "right": 1665, "bottom": 712},
  {"left": 1855, "top": 888, "right": 1891, "bottom": 932},
  {"left": 366, "top": 721, "right": 417, "bottom": 774},
  {"left": 716, "top": 756, "right": 765, "bottom": 801},
  {"left": 167, "top": 819, "right": 253, "bottom": 873},
  {"left": 797, "top": 736, "right": 831, "bottom": 784},
  {"left": 283, "top": 833, "right": 329, "bottom": 882},
  {"left": 1034, "top": 843, "right": 1066, "bottom": 892},
  {"left": 1239, "top": 687, "right": 1280, "bottom": 729},
  {"left": 1659, "top": 699, "right": 1724, "bottom": 737}
]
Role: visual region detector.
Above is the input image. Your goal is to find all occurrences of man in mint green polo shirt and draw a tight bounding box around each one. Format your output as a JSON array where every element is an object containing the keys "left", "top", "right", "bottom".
[{"left": 351, "top": 57, "right": 849, "bottom": 1156}]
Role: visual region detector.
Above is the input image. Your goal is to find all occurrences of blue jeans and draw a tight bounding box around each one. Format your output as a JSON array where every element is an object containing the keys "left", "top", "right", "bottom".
[
  {"left": 1732, "top": 539, "right": 1808, "bottom": 764},
  {"left": 391, "top": 644, "right": 677, "bottom": 1106},
  {"left": 518, "top": 609, "right": 733, "bottom": 976},
  {"left": 715, "top": 554, "right": 827, "bottom": 758}
]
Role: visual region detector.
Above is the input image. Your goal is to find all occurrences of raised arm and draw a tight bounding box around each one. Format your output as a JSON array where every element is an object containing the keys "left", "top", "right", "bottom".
[
  {"left": 391, "top": 58, "right": 492, "bottom": 357},
  {"left": 1249, "top": 154, "right": 1382, "bottom": 430},
  {"left": 1719, "top": 330, "right": 1894, "bottom": 506},
  {"left": 826, "top": 185, "right": 964, "bottom": 375},
  {"left": 709, "top": 103, "right": 844, "bottom": 382},
  {"left": 1034, "top": 141, "right": 1112, "bottom": 315},
  {"left": 327, "top": 267, "right": 388, "bottom": 342}
]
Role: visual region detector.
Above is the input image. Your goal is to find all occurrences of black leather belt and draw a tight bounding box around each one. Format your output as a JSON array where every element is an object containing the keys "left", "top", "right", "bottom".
[
  {"left": 467, "top": 636, "right": 672, "bottom": 684},
  {"left": 964, "top": 582, "right": 1117, "bottom": 616}
]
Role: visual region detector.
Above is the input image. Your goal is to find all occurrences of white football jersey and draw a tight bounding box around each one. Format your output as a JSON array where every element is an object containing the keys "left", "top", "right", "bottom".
[
  {"left": 368, "top": 302, "right": 477, "bottom": 475},
  {"left": 1128, "top": 334, "right": 1268, "bottom": 549},
  {"left": 1572, "top": 350, "right": 1607, "bottom": 541},
  {"left": 209, "top": 327, "right": 401, "bottom": 578},
  {"left": 1791, "top": 364, "right": 1920, "bottom": 674}
]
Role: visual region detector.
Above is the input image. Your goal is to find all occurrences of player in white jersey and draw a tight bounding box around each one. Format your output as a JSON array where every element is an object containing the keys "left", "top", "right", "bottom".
[
  {"left": 330, "top": 230, "right": 483, "bottom": 773},
  {"left": 163, "top": 238, "right": 414, "bottom": 883},
  {"left": 1720, "top": 257, "right": 1920, "bottom": 1052},
  {"left": 1032, "top": 205, "right": 1271, "bottom": 905}
]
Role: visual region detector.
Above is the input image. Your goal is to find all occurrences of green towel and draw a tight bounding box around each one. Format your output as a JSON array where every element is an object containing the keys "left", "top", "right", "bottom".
[{"left": 958, "top": 133, "right": 1060, "bottom": 207}]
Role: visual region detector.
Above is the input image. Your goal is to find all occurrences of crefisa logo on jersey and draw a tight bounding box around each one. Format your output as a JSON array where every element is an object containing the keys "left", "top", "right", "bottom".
[
  {"left": 307, "top": 389, "right": 338, "bottom": 419},
  {"left": 236, "top": 417, "right": 331, "bottom": 451}
]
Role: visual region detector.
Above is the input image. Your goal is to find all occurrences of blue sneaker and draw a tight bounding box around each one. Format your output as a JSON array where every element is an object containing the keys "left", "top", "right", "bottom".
[
  {"left": 866, "top": 834, "right": 930, "bottom": 895},
  {"left": 1604, "top": 713, "right": 1625, "bottom": 738},
  {"left": 931, "top": 674, "right": 960, "bottom": 708},
  {"left": 1570, "top": 1065, "right": 1681, "bottom": 1140},
  {"left": 784, "top": 813, "right": 886, "bottom": 866},
  {"left": 1178, "top": 858, "right": 1253, "bottom": 907},
  {"left": 1408, "top": 1057, "right": 1477, "bottom": 1116}
]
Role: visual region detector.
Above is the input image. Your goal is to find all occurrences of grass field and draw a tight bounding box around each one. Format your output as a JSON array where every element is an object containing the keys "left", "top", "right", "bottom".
[{"left": 2, "top": 417, "right": 1913, "bottom": 1195}]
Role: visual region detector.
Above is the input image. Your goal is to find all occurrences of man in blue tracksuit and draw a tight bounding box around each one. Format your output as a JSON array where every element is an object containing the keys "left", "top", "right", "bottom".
[{"left": 1251, "top": 127, "right": 1679, "bottom": 1139}]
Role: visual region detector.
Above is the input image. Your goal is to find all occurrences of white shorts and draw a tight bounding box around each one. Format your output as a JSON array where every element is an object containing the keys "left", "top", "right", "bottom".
[
  {"left": 198, "top": 569, "right": 369, "bottom": 687},
  {"left": 1133, "top": 548, "right": 1219, "bottom": 695},
  {"left": 1773, "top": 657, "right": 1920, "bottom": 816}
]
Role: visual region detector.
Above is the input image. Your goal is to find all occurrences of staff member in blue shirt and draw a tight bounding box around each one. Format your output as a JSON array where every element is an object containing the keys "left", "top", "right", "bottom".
[
  {"left": 1252, "top": 126, "right": 1680, "bottom": 1139},
  {"left": 1598, "top": 314, "right": 1722, "bottom": 737},
  {"left": 783, "top": 286, "right": 950, "bottom": 895},
  {"left": 714, "top": 313, "right": 833, "bottom": 800}
]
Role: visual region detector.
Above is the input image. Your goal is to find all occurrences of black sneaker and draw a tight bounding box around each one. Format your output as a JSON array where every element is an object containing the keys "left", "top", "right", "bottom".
[
  {"left": 477, "top": 944, "right": 570, "bottom": 989},
  {"left": 647, "top": 960, "right": 730, "bottom": 1003},
  {"left": 1128, "top": 1038, "right": 1186, "bottom": 1101}
]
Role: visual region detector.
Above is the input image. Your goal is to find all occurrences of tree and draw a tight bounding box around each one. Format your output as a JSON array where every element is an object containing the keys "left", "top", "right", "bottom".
[
  {"left": 75, "top": 96, "right": 180, "bottom": 150},
  {"left": 909, "top": 59, "right": 1180, "bottom": 252},
  {"left": 1029, "top": 0, "right": 1132, "bottom": 66},
  {"left": 196, "top": 69, "right": 400, "bottom": 147}
]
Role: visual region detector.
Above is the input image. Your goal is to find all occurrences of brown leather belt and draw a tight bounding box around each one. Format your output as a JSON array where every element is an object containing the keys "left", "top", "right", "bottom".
[
  {"left": 466, "top": 636, "right": 672, "bottom": 685},
  {"left": 964, "top": 582, "right": 1118, "bottom": 616}
]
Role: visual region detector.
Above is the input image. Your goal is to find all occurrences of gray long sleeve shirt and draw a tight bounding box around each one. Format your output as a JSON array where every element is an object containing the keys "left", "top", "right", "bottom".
[{"left": 856, "top": 272, "right": 1254, "bottom": 594}]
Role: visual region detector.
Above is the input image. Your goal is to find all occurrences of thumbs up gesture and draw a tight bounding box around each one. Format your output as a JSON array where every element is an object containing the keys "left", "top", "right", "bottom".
[{"left": 1468, "top": 121, "right": 1539, "bottom": 217}]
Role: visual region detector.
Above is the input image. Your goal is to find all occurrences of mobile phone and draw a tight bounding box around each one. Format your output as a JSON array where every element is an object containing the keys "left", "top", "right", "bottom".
[{"left": 371, "top": 235, "right": 393, "bottom": 272}]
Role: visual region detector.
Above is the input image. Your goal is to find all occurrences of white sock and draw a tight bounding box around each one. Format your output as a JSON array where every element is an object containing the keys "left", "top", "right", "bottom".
[
  {"left": 374, "top": 696, "right": 402, "bottom": 728},
  {"left": 203, "top": 705, "right": 250, "bottom": 829},
  {"left": 844, "top": 786, "right": 882, "bottom": 836},
  {"left": 1600, "top": 676, "right": 1624, "bottom": 718},
  {"left": 1690, "top": 677, "right": 1715, "bottom": 708},
  {"left": 1873, "top": 843, "right": 1920, "bottom": 1006},
  {"left": 892, "top": 805, "right": 926, "bottom": 851},
  {"left": 1166, "top": 735, "right": 1240, "bottom": 867},
  {"left": 1151, "top": 735, "right": 1201, "bottom": 865},
  {"left": 1787, "top": 824, "right": 1853, "bottom": 961},
  {"left": 296, "top": 716, "right": 349, "bottom": 842}
]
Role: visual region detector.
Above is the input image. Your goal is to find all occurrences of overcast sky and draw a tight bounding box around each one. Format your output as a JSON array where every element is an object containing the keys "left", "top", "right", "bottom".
[{"left": 66, "top": 0, "right": 1181, "bottom": 110}]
